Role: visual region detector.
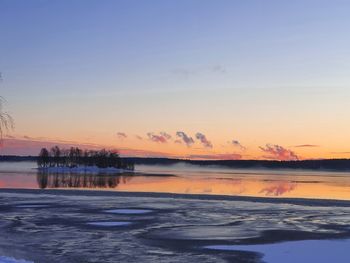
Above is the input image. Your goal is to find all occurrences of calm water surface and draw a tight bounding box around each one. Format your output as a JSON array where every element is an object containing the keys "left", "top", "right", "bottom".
[{"left": 1, "top": 161, "right": 350, "bottom": 200}]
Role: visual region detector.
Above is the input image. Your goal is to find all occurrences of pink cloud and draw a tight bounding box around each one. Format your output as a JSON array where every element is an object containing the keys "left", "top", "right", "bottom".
[
  {"left": 147, "top": 132, "right": 168, "bottom": 143},
  {"left": 176, "top": 131, "right": 194, "bottom": 147},
  {"left": 195, "top": 132, "right": 213, "bottom": 148},
  {"left": 187, "top": 153, "right": 242, "bottom": 160},
  {"left": 231, "top": 140, "right": 246, "bottom": 150},
  {"left": 260, "top": 144, "right": 299, "bottom": 161},
  {"left": 117, "top": 132, "right": 127, "bottom": 139},
  {"left": 160, "top": 132, "right": 172, "bottom": 140},
  {"left": 293, "top": 144, "right": 319, "bottom": 148}
]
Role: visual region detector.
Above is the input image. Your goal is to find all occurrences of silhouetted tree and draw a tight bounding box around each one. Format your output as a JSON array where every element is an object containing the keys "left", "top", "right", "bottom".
[
  {"left": 50, "top": 146, "right": 61, "bottom": 167},
  {"left": 37, "top": 146, "right": 134, "bottom": 170},
  {"left": 38, "top": 148, "right": 50, "bottom": 168},
  {"left": 0, "top": 96, "right": 14, "bottom": 142}
]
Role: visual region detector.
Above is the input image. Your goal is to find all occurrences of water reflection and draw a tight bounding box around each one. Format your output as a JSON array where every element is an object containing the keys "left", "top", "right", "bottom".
[
  {"left": 1, "top": 162, "right": 350, "bottom": 200},
  {"left": 259, "top": 182, "right": 297, "bottom": 196},
  {"left": 36, "top": 171, "right": 133, "bottom": 189}
]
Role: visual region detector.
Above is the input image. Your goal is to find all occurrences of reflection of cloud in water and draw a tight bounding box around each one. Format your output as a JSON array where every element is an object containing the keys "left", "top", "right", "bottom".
[
  {"left": 36, "top": 171, "right": 133, "bottom": 189},
  {"left": 260, "top": 182, "right": 297, "bottom": 196}
]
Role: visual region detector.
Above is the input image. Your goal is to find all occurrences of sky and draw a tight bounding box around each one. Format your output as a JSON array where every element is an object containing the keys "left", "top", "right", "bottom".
[{"left": 1, "top": 0, "right": 350, "bottom": 160}]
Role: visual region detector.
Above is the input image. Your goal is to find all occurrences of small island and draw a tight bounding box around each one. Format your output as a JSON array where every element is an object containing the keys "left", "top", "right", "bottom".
[{"left": 37, "top": 146, "right": 135, "bottom": 173}]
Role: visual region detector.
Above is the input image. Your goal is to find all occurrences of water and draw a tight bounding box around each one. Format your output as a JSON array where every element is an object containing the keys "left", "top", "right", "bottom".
[{"left": 1, "top": 161, "right": 350, "bottom": 200}]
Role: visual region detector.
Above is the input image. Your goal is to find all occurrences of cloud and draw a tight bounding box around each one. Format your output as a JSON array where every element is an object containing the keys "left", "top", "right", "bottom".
[
  {"left": 172, "top": 68, "right": 195, "bottom": 78},
  {"left": 176, "top": 131, "right": 194, "bottom": 147},
  {"left": 259, "top": 144, "right": 299, "bottom": 161},
  {"left": 211, "top": 65, "right": 226, "bottom": 74},
  {"left": 117, "top": 132, "right": 127, "bottom": 139},
  {"left": 231, "top": 140, "right": 246, "bottom": 150},
  {"left": 195, "top": 132, "right": 213, "bottom": 148},
  {"left": 187, "top": 153, "right": 242, "bottom": 160},
  {"left": 293, "top": 144, "right": 319, "bottom": 148},
  {"left": 160, "top": 132, "right": 172, "bottom": 140},
  {"left": 174, "top": 139, "right": 182, "bottom": 144},
  {"left": 147, "top": 132, "right": 169, "bottom": 143},
  {"left": 135, "top": 135, "right": 143, "bottom": 140},
  {"left": 0, "top": 137, "right": 177, "bottom": 158}
]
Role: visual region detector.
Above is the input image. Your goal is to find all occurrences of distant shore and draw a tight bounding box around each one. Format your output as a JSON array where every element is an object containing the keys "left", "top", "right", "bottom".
[{"left": 3, "top": 155, "right": 350, "bottom": 171}]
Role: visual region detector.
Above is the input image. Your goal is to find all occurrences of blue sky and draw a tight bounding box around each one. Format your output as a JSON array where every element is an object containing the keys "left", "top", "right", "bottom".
[{"left": 1, "top": 0, "right": 350, "bottom": 158}]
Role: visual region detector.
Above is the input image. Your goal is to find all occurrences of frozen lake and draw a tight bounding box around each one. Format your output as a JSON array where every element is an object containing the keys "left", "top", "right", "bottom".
[{"left": 1, "top": 161, "right": 350, "bottom": 200}]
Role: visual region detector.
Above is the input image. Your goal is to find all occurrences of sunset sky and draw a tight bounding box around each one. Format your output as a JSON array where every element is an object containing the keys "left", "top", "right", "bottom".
[{"left": 1, "top": 0, "right": 350, "bottom": 160}]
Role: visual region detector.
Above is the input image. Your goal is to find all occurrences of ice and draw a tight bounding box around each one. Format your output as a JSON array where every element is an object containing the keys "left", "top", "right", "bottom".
[
  {"left": 204, "top": 239, "right": 350, "bottom": 263},
  {"left": 104, "top": 209, "right": 153, "bottom": 214},
  {"left": 0, "top": 256, "right": 33, "bottom": 263},
  {"left": 86, "top": 221, "right": 132, "bottom": 227}
]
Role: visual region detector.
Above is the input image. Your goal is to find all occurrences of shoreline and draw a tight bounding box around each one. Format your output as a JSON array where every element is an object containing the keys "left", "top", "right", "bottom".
[{"left": 1, "top": 188, "right": 350, "bottom": 207}]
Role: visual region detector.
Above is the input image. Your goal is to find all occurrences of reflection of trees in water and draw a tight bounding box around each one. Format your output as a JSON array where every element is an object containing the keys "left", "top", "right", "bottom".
[{"left": 37, "top": 171, "right": 133, "bottom": 189}]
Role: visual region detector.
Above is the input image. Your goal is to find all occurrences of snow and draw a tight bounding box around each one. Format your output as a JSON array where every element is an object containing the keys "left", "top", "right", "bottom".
[
  {"left": 0, "top": 256, "right": 33, "bottom": 263},
  {"left": 104, "top": 209, "right": 153, "bottom": 214},
  {"left": 86, "top": 221, "right": 132, "bottom": 227},
  {"left": 204, "top": 239, "right": 350, "bottom": 263}
]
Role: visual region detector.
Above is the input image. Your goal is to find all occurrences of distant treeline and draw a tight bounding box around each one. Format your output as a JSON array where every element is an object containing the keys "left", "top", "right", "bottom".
[
  {"left": 37, "top": 146, "right": 134, "bottom": 170},
  {"left": 3, "top": 155, "right": 350, "bottom": 171},
  {"left": 125, "top": 157, "right": 350, "bottom": 171}
]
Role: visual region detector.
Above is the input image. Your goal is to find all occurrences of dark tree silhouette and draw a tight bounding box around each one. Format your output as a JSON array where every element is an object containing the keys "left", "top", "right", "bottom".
[
  {"left": 37, "top": 146, "right": 134, "bottom": 170},
  {"left": 38, "top": 148, "right": 50, "bottom": 168},
  {"left": 0, "top": 96, "right": 14, "bottom": 142}
]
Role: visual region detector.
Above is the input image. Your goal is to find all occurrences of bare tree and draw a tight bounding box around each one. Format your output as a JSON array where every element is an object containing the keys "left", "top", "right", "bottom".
[
  {"left": 0, "top": 96, "right": 14, "bottom": 142},
  {"left": 0, "top": 74, "right": 14, "bottom": 142}
]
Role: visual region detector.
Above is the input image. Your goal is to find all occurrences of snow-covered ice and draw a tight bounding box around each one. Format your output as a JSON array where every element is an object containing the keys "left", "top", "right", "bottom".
[
  {"left": 104, "top": 209, "right": 153, "bottom": 214},
  {"left": 0, "top": 256, "right": 33, "bottom": 263},
  {"left": 204, "top": 239, "right": 350, "bottom": 263},
  {"left": 86, "top": 221, "right": 132, "bottom": 227}
]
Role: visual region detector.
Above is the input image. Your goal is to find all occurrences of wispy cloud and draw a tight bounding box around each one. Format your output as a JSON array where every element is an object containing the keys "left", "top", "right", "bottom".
[
  {"left": 135, "top": 135, "right": 143, "bottom": 140},
  {"left": 260, "top": 144, "right": 299, "bottom": 161},
  {"left": 160, "top": 132, "right": 172, "bottom": 140},
  {"left": 147, "top": 132, "right": 169, "bottom": 143},
  {"left": 195, "top": 132, "right": 213, "bottom": 148},
  {"left": 211, "top": 65, "right": 226, "bottom": 74},
  {"left": 187, "top": 153, "right": 242, "bottom": 160},
  {"left": 172, "top": 65, "right": 227, "bottom": 78},
  {"left": 293, "top": 144, "right": 319, "bottom": 148},
  {"left": 176, "top": 131, "right": 194, "bottom": 147},
  {"left": 172, "top": 68, "right": 195, "bottom": 78},
  {"left": 231, "top": 140, "right": 246, "bottom": 150},
  {"left": 117, "top": 132, "right": 127, "bottom": 139}
]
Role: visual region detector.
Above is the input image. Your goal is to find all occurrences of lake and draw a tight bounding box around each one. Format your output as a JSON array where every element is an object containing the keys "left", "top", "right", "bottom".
[{"left": 1, "top": 161, "right": 350, "bottom": 200}]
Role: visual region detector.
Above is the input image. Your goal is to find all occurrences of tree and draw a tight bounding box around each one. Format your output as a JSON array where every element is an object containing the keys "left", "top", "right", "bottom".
[
  {"left": 50, "top": 146, "right": 61, "bottom": 167},
  {"left": 0, "top": 96, "right": 14, "bottom": 142},
  {"left": 38, "top": 148, "right": 50, "bottom": 168}
]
